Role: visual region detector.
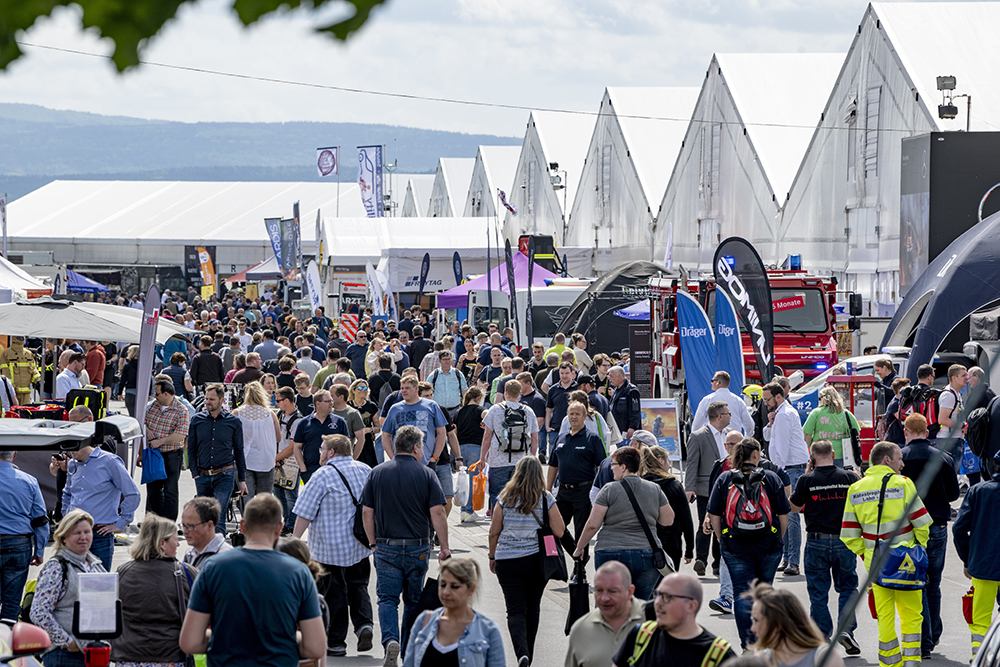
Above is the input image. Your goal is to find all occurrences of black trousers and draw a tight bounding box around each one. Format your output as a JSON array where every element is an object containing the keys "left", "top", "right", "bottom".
[
  {"left": 145, "top": 449, "right": 185, "bottom": 521},
  {"left": 319, "top": 557, "right": 374, "bottom": 649},
  {"left": 495, "top": 554, "right": 546, "bottom": 662},
  {"left": 557, "top": 484, "right": 591, "bottom": 557},
  {"left": 695, "top": 495, "right": 720, "bottom": 568}
]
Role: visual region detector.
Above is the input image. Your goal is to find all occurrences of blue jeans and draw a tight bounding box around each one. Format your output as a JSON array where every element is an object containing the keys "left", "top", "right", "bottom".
[
  {"left": 783, "top": 467, "right": 805, "bottom": 565},
  {"left": 459, "top": 444, "right": 481, "bottom": 513},
  {"left": 43, "top": 649, "right": 87, "bottom": 667},
  {"left": 596, "top": 549, "right": 660, "bottom": 602},
  {"left": 90, "top": 532, "right": 114, "bottom": 572},
  {"left": 273, "top": 482, "right": 299, "bottom": 532},
  {"left": 723, "top": 548, "right": 783, "bottom": 648},
  {"left": 719, "top": 557, "right": 733, "bottom": 602},
  {"left": 804, "top": 534, "right": 859, "bottom": 639},
  {"left": 544, "top": 430, "right": 560, "bottom": 458},
  {"left": 488, "top": 465, "right": 516, "bottom": 512},
  {"left": 373, "top": 543, "right": 430, "bottom": 650},
  {"left": 195, "top": 468, "right": 237, "bottom": 534},
  {"left": 921, "top": 524, "right": 948, "bottom": 652},
  {"left": 0, "top": 535, "right": 32, "bottom": 623}
]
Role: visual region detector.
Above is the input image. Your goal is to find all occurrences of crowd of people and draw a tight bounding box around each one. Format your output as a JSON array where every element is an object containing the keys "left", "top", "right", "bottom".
[{"left": 1, "top": 290, "right": 999, "bottom": 667}]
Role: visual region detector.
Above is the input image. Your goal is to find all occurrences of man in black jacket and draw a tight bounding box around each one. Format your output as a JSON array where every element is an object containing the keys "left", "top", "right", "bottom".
[
  {"left": 368, "top": 354, "right": 400, "bottom": 410},
  {"left": 190, "top": 335, "right": 224, "bottom": 387},
  {"left": 900, "top": 413, "right": 959, "bottom": 660},
  {"left": 609, "top": 366, "right": 642, "bottom": 441},
  {"left": 407, "top": 326, "right": 434, "bottom": 371}
]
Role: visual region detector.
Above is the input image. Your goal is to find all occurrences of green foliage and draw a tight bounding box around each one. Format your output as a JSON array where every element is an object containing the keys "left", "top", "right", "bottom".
[{"left": 0, "top": 0, "right": 388, "bottom": 72}]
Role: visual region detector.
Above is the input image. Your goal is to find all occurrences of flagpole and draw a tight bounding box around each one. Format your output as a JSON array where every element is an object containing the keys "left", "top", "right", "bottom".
[{"left": 337, "top": 146, "right": 341, "bottom": 217}]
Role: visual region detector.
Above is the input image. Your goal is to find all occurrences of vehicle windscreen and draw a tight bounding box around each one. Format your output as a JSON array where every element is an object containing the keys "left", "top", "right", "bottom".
[{"left": 707, "top": 288, "right": 829, "bottom": 334}]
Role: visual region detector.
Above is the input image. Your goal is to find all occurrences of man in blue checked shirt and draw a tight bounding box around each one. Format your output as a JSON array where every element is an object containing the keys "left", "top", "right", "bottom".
[
  {"left": 61, "top": 437, "right": 141, "bottom": 571},
  {"left": 0, "top": 449, "right": 49, "bottom": 624},
  {"left": 293, "top": 434, "right": 375, "bottom": 658}
]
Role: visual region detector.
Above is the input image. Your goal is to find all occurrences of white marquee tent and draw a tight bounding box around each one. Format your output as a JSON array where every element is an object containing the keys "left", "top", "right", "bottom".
[
  {"left": 566, "top": 87, "right": 700, "bottom": 271},
  {"left": 780, "top": 2, "right": 1000, "bottom": 312},
  {"left": 463, "top": 146, "right": 521, "bottom": 217},
  {"left": 502, "top": 110, "right": 596, "bottom": 246},
  {"left": 656, "top": 53, "right": 844, "bottom": 270},
  {"left": 400, "top": 175, "right": 435, "bottom": 217},
  {"left": 427, "top": 158, "right": 476, "bottom": 217}
]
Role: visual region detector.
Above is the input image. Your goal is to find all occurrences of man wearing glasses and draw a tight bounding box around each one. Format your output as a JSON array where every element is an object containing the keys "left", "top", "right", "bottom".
[
  {"left": 274, "top": 386, "right": 305, "bottom": 534},
  {"left": 345, "top": 331, "right": 370, "bottom": 380},
  {"left": 181, "top": 497, "right": 231, "bottom": 568},
  {"left": 292, "top": 389, "right": 349, "bottom": 484},
  {"left": 613, "top": 572, "right": 735, "bottom": 667},
  {"left": 691, "top": 371, "right": 754, "bottom": 435}
]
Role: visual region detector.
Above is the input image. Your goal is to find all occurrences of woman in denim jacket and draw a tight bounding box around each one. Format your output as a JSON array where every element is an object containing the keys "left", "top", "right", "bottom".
[{"left": 403, "top": 558, "right": 506, "bottom": 667}]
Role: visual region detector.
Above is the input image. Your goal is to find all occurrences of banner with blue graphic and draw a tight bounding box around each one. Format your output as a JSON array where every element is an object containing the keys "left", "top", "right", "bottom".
[
  {"left": 417, "top": 253, "right": 431, "bottom": 305},
  {"left": 676, "top": 290, "right": 716, "bottom": 413},
  {"left": 264, "top": 217, "right": 282, "bottom": 267},
  {"left": 357, "top": 145, "right": 384, "bottom": 218},
  {"left": 452, "top": 252, "right": 463, "bottom": 286},
  {"left": 714, "top": 289, "right": 745, "bottom": 395}
]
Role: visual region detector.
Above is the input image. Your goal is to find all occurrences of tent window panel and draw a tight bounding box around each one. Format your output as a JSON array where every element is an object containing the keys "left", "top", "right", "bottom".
[
  {"left": 600, "top": 141, "right": 612, "bottom": 226},
  {"left": 527, "top": 161, "right": 535, "bottom": 215},
  {"left": 710, "top": 123, "right": 721, "bottom": 196},
  {"left": 864, "top": 85, "right": 881, "bottom": 180},
  {"left": 698, "top": 127, "right": 708, "bottom": 203}
]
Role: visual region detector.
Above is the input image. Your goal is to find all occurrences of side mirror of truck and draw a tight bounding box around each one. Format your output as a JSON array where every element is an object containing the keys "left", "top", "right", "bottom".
[
  {"left": 849, "top": 293, "right": 863, "bottom": 317},
  {"left": 848, "top": 316, "right": 861, "bottom": 330}
]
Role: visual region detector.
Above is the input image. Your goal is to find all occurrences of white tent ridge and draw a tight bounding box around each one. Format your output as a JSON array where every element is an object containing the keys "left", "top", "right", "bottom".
[
  {"left": 400, "top": 175, "right": 435, "bottom": 218},
  {"left": 427, "top": 158, "right": 476, "bottom": 217},
  {"left": 464, "top": 146, "right": 521, "bottom": 218}
]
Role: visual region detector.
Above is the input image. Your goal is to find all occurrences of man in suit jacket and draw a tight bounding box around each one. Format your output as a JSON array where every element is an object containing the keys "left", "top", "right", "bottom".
[{"left": 685, "top": 400, "right": 731, "bottom": 577}]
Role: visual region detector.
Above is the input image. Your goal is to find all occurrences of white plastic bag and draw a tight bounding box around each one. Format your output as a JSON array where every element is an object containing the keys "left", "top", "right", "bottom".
[{"left": 454, "top": 468, "right": 470, "bottom": 507}]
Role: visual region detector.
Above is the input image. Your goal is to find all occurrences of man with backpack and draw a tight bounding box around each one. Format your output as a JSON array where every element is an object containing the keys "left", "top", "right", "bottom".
[
  {"left": 478, "top": 379, "right": 539, "bottom": 510},
  {"left": 369, "top": 354, "right": 401, "bottom": 412},
  {"left": 937, "top": 364, "right": 968, "bottom": 475},
  {"left": 426, "top": 351, "right": 467, "bottom": 421},
  {"left": 898, "top": 365, "right": 941, "bottom": 437}
]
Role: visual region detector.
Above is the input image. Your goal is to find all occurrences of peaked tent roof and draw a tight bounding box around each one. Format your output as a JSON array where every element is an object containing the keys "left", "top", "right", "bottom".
[
  {"left": 437, "top": 251, "right": 560, "bottom": 308},
  {"left": 873, "top": 2, "right": 1000, "bottom": 132},
  {"left": 0, "top": 254, "right": 51, "bottom": 297},
  {"left": 530, "top": 110, "right": 596, "bottom": 215},
  {"left": 464, "top": 146, "right": 522, "bottom": 216},
  {"left": 715, "top": 53, "right": 844, "bottom": 200},
  {"left": 430, "top": 158, "right": 476, "bottom": 217},
  {"left": 607, "top": 87, "right": 701, "bottom": 206},
  {"left": 401, "top": 175, "right": 435, "bottom": 217}
]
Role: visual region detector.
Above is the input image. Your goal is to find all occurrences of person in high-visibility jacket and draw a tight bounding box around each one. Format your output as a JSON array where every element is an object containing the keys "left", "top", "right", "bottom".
[
  {"left": 841, "top": 441, "right": 932, "bottom": 667},
  {"left": 0, "top": 336, "right": 39, "bottom": 405}
]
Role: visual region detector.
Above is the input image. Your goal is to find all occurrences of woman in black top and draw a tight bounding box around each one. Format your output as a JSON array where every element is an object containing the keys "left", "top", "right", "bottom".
[
  {"left": 119, "top": 345, "right": 140, "bottom": 417},
  {"left": 455, "top": 387, "right": 487, "bottom": 520},
  {"left": 102, "top": 341, "right": 118, "bottom": 403},
  {"left": 349, "top": 378, "right": 380, "bottom": 467},
  {"left": 456, "top": 339, "right": 478, "bottom": 385},
  {"left": 640, "top": 447, "right": 694, "bottom": 571}
]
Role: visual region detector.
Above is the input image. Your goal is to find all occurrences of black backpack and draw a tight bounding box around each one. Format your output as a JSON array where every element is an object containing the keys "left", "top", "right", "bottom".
[
  {"left": 966, "top": 395, "right": 998, "bottom": 458},
  {"left": 497, "top": 404, "right": 530, "bottom": 461},
  {"left": 898, "top": 385, "right": 943, "bottom": 437}
]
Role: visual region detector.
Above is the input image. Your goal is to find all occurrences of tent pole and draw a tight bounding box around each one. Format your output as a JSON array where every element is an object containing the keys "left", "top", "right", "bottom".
[{"left": 337, "top": 146, "right": 341, "bottom": 217}]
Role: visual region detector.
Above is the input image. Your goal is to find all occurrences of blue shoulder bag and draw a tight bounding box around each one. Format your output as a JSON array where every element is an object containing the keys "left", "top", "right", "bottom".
[{"left": 872, "top": 473, "right": 927, "bottom": 590}]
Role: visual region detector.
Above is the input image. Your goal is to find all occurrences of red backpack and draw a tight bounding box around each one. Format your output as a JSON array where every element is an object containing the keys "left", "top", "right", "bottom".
[
  {"left": 722, "top": 468, "right": 775, "bottom": 539},
  {"left": 898, "top": 385, "right": 943, "bottom": 437}
]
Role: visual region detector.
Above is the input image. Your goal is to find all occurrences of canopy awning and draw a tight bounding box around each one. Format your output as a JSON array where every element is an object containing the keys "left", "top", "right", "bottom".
[
  {"left": 0, "top": 297, "right": 193, "bottom": 344},
  {"left": 436, "top": 251, "right": 560, "bottom": 308},
  {"left": 67, "top": 270, "right": 109, "bottom": 294}
]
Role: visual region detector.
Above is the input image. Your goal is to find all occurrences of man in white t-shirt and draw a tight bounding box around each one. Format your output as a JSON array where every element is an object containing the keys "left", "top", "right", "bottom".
[
  {"left": 936, "top": 364, "right": 967, "bottom": 474},
  {"left": 236, "top": 320, "right": 253, "bottom": 354},
  {"left": 478, "top": 379, "right": 539, "bottom": 509}
]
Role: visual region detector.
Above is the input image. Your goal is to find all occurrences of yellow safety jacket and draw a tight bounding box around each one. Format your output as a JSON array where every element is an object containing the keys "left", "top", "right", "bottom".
[
  {"left": 841, "top": 464, "right": 931, "bottom": 563},
  {"left": 0, "top": 340, "right": 40, "bottom": 393}
]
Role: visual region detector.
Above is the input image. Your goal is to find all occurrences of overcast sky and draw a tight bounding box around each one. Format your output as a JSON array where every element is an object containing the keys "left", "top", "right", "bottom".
[{"left": 0, "top": 0, "right": 939, "bottom": 136}]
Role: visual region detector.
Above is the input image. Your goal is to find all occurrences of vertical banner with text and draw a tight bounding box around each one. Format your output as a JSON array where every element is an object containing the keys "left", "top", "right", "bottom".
[
  {"left": 357, "top": 145, "right": 384, "bottom": 218},
  {"left": 714, "top": 289, "right": 745, "bottom": 394},
  {"left": 676, "top": 290, "right": 716, "bottom": 412},
  {"left": 713, "top": 238, "right": 774, "bottom": 382},
  {"left": 133, "top": 285, "right": 160, "bottom": 472},
  {"left": 184, "top": 246, "right": 216, "bottom": 287}
]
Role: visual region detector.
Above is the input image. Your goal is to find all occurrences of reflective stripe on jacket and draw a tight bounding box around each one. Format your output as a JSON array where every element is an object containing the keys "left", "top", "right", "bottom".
[{"left": 840, "top": 464, "right": 931, "bottom": 562}]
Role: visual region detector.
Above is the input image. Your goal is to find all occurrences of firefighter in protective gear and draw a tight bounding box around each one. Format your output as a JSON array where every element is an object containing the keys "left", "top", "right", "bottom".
[
  {"left": 0, "top": 336, "right": 39, "bottom": 404},
  {"left": 841, "top": 441, "right": 931, "bottom": 667}
]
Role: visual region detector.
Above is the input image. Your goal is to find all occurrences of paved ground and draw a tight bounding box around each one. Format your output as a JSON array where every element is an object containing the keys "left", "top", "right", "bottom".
[{"left": 25, "top": 410, "right": 982, "bottom": 667}]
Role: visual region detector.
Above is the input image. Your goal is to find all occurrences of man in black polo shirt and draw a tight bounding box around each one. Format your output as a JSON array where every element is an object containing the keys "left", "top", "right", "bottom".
[
  {"left": 291, "top": 389, "right": 349, "bottom": 483},
  {"left": 789, "top": 439, "right": 861, "bottom": 655},
  {"left": 577, "top": 374, "right": 610, "bottom": 420},
  {"left": 544, "top": 362, "right": 578, "bottom": 464},
  {"left": 518, "top": 372, "right": 547, "bottom": 432},
  {"left": 547, "top": 400, "right": 607, "bottom": 558},
  {"left": 361, "top": 425, "right": 450, "bottom": 667}
]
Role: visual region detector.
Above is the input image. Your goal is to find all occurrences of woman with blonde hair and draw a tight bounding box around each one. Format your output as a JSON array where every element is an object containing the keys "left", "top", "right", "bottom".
[
  {"left": 365, "top": 337, "right": 402, "bottom": 376},
  {"left": 404, "top": 558, "right": 505, "bottom": 667},
  {"left": 233, "top": 380, "right": 280, "bottom": 496},
  {"left": 488, "top": 456, "right": 564, "bottom": 665},
  {"left": 639, "top": 447, "right": 694, "bottom": 570},
  {"left": 802, "top": 386, "right": 861, "bottom": 468},
  {"left": 113, "top": 514, "right": 196, "bottom": 667},
  {"left": 31, "top": 509, "right": 106, "bottom": 667},
  {"left": 748, "top": 581, "right": 844, "bottom": 667}
]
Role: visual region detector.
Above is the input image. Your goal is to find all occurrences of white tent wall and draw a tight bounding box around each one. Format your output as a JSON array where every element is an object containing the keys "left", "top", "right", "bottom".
[
  {"left": 428, "top": 158, "right": 476, "bottom": 217},
  {"left": 503, "top": 111, "right": 596, "bottom": 247},
  {"left": 400, "top": 175, "right": 435, "bottom": 217},
  {"left": 463, "top": 146, "right": 522, "bottom": 217},
  {"left": 656, "top": 53, "right": 844, "bottom": 271},
  {"left": 566, "top": 87, "right": 699, "bottom": 271},
  {"left": 780, "top": 2, "right": 1000, "bottom": 313}
]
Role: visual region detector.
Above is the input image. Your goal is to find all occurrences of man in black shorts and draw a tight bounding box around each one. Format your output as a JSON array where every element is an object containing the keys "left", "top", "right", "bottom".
[{"left": 613, "top": 572, "right": 735, "bottom": 667}]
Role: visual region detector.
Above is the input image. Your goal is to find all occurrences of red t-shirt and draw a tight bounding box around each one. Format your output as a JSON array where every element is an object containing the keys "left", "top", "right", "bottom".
[{"left": 86, "top": 346, "right": 106, "bottom": 386}]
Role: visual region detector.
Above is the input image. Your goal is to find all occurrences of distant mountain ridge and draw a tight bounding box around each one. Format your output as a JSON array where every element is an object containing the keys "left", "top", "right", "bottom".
[{"left": 0, "top": 103, "right": 520, "bottom": 201}]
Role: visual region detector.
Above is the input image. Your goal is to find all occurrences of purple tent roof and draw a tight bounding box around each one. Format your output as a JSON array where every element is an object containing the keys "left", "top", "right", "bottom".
[{"left": 437, "top": 251, "right": 560, "bottom": 308}]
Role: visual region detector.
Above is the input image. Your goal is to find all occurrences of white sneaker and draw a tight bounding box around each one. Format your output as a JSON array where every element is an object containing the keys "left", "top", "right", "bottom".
[
  {"left": 460, "top": 511, "right": 477, "bottom": 523},
  {"left": 383, "top": 640, "right": 400, "bottom": 667}
]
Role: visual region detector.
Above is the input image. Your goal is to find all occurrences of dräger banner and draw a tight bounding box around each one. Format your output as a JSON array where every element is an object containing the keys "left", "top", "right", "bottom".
[
  {"left": 713, "top": 237, "right": 775, "bottom": 383},
  {"left": 676, "top": 290, "right": 715, "bottom": 412},
  {"left": 714, "top": 289, "right": 745, "bottom": 395}
]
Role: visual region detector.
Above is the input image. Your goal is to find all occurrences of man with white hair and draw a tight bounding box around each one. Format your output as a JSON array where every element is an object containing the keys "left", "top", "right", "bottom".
[{"left": 608, "top": 366, "right": 642, "bottom": 442}]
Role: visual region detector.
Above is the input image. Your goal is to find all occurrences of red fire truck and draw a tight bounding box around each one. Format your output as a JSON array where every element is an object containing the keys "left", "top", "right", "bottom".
[{"left": 648, "top": 270, "right": 848, "bottom": 399}]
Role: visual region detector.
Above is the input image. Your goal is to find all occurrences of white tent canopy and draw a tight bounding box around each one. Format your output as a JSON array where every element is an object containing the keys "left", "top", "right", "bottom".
[
  {"left": 463, "top": 146, "right": 521, "bottom": 217},
  {"left": 566, "top": 87, "right": 700, "bottom": 270},
  {"left": 427, "top": 158, "right": 475, "bottom": 217},
  {"left": 0, "top": 254, "right": 52, "bottom": 297},
  {"left": 656, "top": 53, "right": 843, "bottom": 270},
  {"left": 503, "top": 110, "right": 596, "bottom": 245},
  {"left": 5, "top": 180, "right": 365, "bottom": 271},
  {"left": 400, "top": 175, "right": 435, "bottom": 217},
  {"left": 781, "top": 2, "right": 1000, "bottom": 312}
]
